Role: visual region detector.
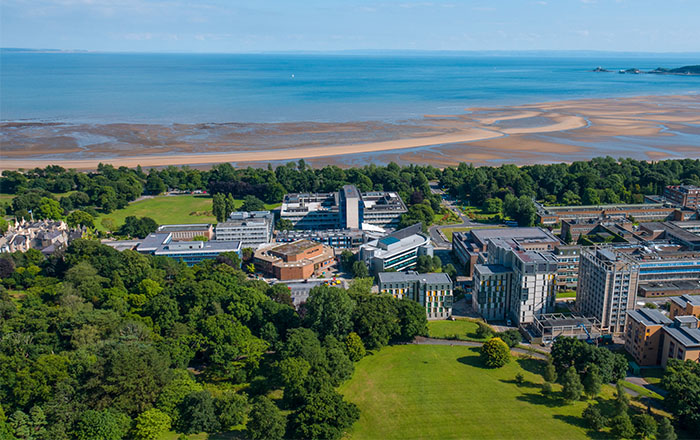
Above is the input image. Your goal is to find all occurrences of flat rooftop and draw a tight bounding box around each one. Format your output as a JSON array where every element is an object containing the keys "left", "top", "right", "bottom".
[
  {"left": 670, "top": 294, "right": 700, "bottom": 308},
  {"left": 271, "top": 239, "right": 320, "bottom": 256},
  {"left": 474, "top": 264, "right": 511, "bottom": 276},
  {"left": 664, "top": 325, "right": 700, "bottom": 348},
  {"left": 627, "top": 308, "right": 673, "bottom": 326},
  {"left": 378, "top": 271, "right": 452, "bottom": 284},
  {"left": 157, "top": 224, "right": 211, "bottom": 232}
]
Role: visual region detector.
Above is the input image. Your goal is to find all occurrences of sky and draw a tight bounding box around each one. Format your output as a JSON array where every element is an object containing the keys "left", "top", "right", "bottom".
[{"left": 1, "top": 0, "right": 699, "bottom": 53}]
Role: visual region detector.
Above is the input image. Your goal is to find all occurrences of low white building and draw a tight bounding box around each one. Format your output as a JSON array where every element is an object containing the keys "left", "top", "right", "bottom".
[{"left": 215, "top": 211, "right": 274, "bottom": 248}]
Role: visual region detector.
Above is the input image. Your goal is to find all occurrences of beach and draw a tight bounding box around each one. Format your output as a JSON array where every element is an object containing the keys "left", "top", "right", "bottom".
[{"left": 1, "top": 94, "right": 699, "bottom": 169}]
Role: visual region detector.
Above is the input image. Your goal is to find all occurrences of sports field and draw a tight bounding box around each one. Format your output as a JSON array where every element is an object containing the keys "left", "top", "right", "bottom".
[
  {"left": 94, "top": 195, "right": 280, "bottom": 231},
  {"left": 340, "top": 344, "right": 613, "bottom": 440}
]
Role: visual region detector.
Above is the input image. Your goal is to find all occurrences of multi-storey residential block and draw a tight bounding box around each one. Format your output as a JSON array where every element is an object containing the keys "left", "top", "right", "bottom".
[
  {"left": 625, "top": 308, "right": 672, "bottom": 366},
  {"left": 660, "top": 316, "right": 700, "bottom": 367},
  {"left": 280, "top": 185, "right": 406, "bottom": 230},
  {"left": 576, "top": 248, "right": 639, "bottom": 334},
  {"left": 473, "top": 239, "right": 558, "bottom": 326},
  {"left": 378, "top": 271, "right": 453, "bottom": 319},
  {"left": 669, "top": 294, "right": 700, "bottom": 319},
  {"left": 215, "top": 211, "right": 274, "bottom": 247},
  {"left": 156, "top": 223, "right": 214, "bottom": 241},
  {"left": 554, "top": 245, "right": 580, "bottom": 290},
  {"left": 663, "top": 185, "right": 700, "bottom": 210},
  {"left": 452, "top": 227, "right": 560, "bottom": 277},
  {"left": 359, "top": 223, "right": 433, "bottom": 274}
]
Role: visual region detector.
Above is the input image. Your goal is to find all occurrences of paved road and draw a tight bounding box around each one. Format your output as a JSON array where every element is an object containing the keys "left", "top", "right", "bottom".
[{"left": 427, "top": 182, "right": 478, "bottom": 249}]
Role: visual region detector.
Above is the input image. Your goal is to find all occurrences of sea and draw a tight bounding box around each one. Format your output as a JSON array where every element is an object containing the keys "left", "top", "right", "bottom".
[{"left": 1, "top": 52, "right": 699, "bottom": 124}]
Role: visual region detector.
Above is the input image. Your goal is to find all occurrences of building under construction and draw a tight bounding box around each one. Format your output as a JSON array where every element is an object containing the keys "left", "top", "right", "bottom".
[{"left": 528, "top": 313, "right": 604, "bottom": 344}]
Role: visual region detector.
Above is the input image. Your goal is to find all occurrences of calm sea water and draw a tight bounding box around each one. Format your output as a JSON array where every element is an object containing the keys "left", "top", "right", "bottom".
[{"left": 1, "top": 52, "right": 699, "bottom": 124}]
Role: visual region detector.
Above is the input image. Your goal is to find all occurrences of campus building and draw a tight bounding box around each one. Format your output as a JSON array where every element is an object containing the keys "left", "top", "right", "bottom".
[
  {"left": 663, "top": 185, "right": 700, "bottom": 210},
  {"left": 215, "top": 211, "right": 274, "bottom": 248},
  {"left": 280, "top": 185, "right": 406, "bottom": 230},
  {"left": 554, "top": 245, "right": 581, "bottom": 290},
  {"left": 377, "top": 271, "right": 454, "bottom": 320},
  {"left": 660, "top": 316, "right": 700, "bottom": 367},
  {"left": 275, "top": 228, "right": 368, "bottom": 249},
  {"left": 253, "top": 239, "right": 335, "bottom": 281},
  {"left": 156, "top": 224, "right": 214, "bottom": 241},
  {"left": 625, "top": 308, "right": 672, "bottom": 366},
  {"left": 359, "top": 224, "right": 433, "bottom": 274},
  {"left": 136, "top": 233, "right": 242, "bottom": 266},
  {"left": 473, "top": 239, "right": 558, "bottom": 326},
  {"left": 535, "top": 202, "right": 692, "bottom": 226},
  {"left": 577, "top": 248, "right": 640, "bottom": 334},
  {"left": 637, "top": 221, "right": 700, "bottom": 251},
  {"left": 452, "top": 227, "right": 560, "bottom": 278},
  {"left": 669, "top": 294, "right": 700, "bottom": 320},
  {"left": 625, "top": 308, "right": 700, "bottom": 367}
]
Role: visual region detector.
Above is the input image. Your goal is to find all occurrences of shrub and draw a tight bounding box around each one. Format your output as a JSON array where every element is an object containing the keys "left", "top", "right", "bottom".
[{"left": 480, "top": 338, "right": 510, "bottom": 368}]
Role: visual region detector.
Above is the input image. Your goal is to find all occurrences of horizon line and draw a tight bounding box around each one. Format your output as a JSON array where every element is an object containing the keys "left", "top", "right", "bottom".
[{"left": 3, "top": 47, "right": 700, "bottom": 57}]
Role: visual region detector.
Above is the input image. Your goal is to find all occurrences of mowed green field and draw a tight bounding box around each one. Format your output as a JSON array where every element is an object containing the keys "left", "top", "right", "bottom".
[
  {"left": 94, "top": 195, "right": 281, "bottom": 231},
  {"left": 427, "top": 318, "right": 487, "bottom": 341},
  {"left": 339, "top": 345, "right": 606, "bottom": 440}
]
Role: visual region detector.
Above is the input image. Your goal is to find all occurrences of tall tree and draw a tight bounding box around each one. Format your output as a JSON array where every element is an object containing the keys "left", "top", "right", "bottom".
[
  {"left": 247, "top": 396, "right": 285, "bottom": 440},
  {"left": 561, "top": 366, "right": 584, "bottom": 403},
  {"left": 304, "top": 285, "right": 355, "bottom": 339}
]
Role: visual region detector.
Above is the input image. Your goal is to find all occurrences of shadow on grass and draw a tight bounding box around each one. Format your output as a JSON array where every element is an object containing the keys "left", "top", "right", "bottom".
[
  {"left": 456, "top": 354, "right": 484, "bottom": 368},
  {"left": 516, "top": 357, "right": 546, "bottom": 377},
  {"left": 516, "top": 392, "right": 568, "bottom": 409},
  {"left": 551, "top": 416, "right": 612, "bottom": 439},
  {"left": 500, "top": 378, "right": 541, "bottom": 389}
]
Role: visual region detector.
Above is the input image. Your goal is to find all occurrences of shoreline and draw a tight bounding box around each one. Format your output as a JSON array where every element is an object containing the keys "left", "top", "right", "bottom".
[{"left": 1, "top": 93, "right": 699, "bottom": 170}]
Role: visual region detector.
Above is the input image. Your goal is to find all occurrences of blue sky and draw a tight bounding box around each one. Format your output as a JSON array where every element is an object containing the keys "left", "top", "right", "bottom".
[{"left": 1, "top": 0, "right": 699, "bottom": 53}]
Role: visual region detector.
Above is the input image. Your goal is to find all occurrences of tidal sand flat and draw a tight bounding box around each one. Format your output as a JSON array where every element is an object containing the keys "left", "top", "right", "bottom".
[{"left": 1, "top": 94, "right": 699, "bottom": 169}]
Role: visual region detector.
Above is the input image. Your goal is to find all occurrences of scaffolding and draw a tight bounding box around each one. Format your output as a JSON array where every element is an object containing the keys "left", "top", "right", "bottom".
[{"left": 532, "top": 313, "right": 603, "bottom": 343}]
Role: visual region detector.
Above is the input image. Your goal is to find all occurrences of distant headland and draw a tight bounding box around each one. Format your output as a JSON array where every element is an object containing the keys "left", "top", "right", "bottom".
[{"left": 593, "top": 65, "right": 700, "bottom": 75}]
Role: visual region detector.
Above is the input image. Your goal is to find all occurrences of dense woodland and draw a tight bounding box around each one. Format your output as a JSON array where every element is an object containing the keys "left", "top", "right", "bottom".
[
  {"left": 0, "top": 241, "right": 427, "bottom": 439},
  {"left": 2, "top": 158, "right": 700, "bottom": 232}
]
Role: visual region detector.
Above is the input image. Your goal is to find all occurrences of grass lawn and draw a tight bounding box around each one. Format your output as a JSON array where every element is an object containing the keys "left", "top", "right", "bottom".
[
  {"left": 94, "top": 195, "right": 281, "bottom": 231},
  {"left": 619, "top": 380, "right": 664, "bottom": 401},
  {"left": 427, "top": 318, "right": 488, "bottom": 341},
  {"left": 640, "top": 367, "right": 665, "bottom": 385},
  {"left": 443, "top": 225, "right": 503, "bottom": 242},
  {"left": 340, "top": 345, "right": 617, "bottom": 440},
  {"left": 556, "top": 290, "right": 577, "bottom": 299}
]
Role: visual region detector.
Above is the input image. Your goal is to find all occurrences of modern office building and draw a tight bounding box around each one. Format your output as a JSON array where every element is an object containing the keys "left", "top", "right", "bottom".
[
  {"left": 275, "top": 228, "right": 367, "bottom": 249},
  {"left": 215, "top": 211, "right": 274, "bottom": 248},
  {"left": 280, "top": 185, "right": 406, "bottom": 230},
  {"left": 377, "top": 271, "right": 454, "bottom": 319},
  {"left": 663, "top": 185, "right": 700, "bottom": 210},
  {"left": 253, "top": 239, "right": 335, "bottom": 281},
  {"left": 452, "top": 227, "right": 560, "bottom": 277},
  {"left": 625, "top": 308, "right": 673, "bottom": 366},
  {"left": 473, "top": 239, "right": 558, "bottom": 326},
  {"left": 137, "top": 232, "right": 242, "bottom": 266},
  {"left": 669, "top": 294, "right": 700, "bottom": 319},
  {"left": 576, "top": 248, "right": 640, "bottom": 334},
  {"left": 359, "top": 223, "right": 433, "bottom": 274},
  {"left": 156, "top": 224, "right": 214, "bottom": 241}
]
